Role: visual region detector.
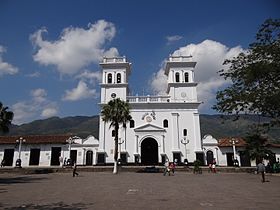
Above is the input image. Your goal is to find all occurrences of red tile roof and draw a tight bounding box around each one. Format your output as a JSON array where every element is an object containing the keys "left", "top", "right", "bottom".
[
  {"left": 218, "top": 137, "right": 280, "bottom": 148},
  {"left": 0, "top": 135, "right": 72, "bottom": 144},
  {"left": 218, "top": 137, "right": 247, "bottom": 147},
  {"left": 266, "top": 143, "right": 280, "bottom": 148}
]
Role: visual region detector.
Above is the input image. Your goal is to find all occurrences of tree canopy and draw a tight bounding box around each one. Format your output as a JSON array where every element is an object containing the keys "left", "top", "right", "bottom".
[
  {"left": 0, "top": 102, "right": 14, "bottom": 134},
  {"left": 244, "top": 134, "right": 274, "bottom": 164},
  {"left": 213, "top": 19, "right": 280, "bottom": 125},
  {"left": 101, "top": 98, "right": 131, "bottom": 174}
]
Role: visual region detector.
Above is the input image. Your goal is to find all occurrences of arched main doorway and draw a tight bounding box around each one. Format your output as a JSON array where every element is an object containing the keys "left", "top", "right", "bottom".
[
  {"left": 141, "top": 138, "right": 158, "bottom": 165},
  {"left": 86, "top": 150, "right": 93, "bottom": 165}
]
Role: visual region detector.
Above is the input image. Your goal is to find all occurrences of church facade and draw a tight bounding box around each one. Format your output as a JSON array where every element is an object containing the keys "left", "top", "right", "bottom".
[
  {"left": 97, "top": 55, "right": 203, "bottom": 165},
  {"left": 4, "top": 56, "right": 280, "bottom": 168}
]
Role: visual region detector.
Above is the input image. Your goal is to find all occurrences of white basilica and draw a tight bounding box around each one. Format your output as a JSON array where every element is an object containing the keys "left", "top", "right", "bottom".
[
  {"left": 97, "top": 55, "right": 204, "bottom": 165},
  {"left": 3, "top": 56, "right": 279, "bottom": 168}
]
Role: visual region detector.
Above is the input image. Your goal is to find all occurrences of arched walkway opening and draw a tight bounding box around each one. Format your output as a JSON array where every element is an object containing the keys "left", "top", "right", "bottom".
[
  {"left": 206, "top": 150, "right": 214, "bottom": 165},
  {"left": 141, "top": 138, "right": 158, "bottom": 165}
]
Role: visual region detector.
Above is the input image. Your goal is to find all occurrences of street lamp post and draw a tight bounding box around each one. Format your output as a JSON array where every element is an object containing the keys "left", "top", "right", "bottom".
[
  {"left": 15, "top": 137, "right": 26, "bottom": 168},
  {"left": 118, "top": 138, "right": 124, "bottom": 164},
  {"left": 180, "top": 137, "right": 190, "bottom": 160},
  {"left": 229, "top": 138, "right": 239, "bottom": 165},
  {"left": 66, "top": 136, "right": 78, "bottom": 165}
]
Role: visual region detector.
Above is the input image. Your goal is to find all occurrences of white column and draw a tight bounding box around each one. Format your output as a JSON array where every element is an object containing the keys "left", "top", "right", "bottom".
[
  {"left": 98, "top": 118, "right": 106, "bottom": 152},
  {"left": 114, "top": 71, "right": 116, "bottom": 84},
  {"left": 135, "top": 135, "right": 139, "bottom": 154},
  {"left": 191, "top": 70, "right": 194, "bottom": 82},
  {"left": 68, "top": 143, "right": 71, "bottom": 159},
  {"left": 18, "top": 140, "right": 23, "bottom": 160},
  {"left": 161, "top": 135, "right": 165, "bottom": 154},
  {"left": 123, "top": 70, "right": 126, "bottom": 83},
  {"left": 230, "top": 138, "right": 239, "bottom": 161},
  {"left": 233, "top": 141, "right": 237, "bottom": 159},
  {"left": 118, "top": 139, "right": 123, "bottom": 160},
  {"left": 103, "top": 72, "right": 106, "bottom": 84},
  {"left": 124, "top": 127, "right": 127, "bottom": 151},
  {"left": 193, "top": 112, "right": 202, "bottom": 151},
  {"left": 171, "top": 113, "right": 179, "bottom": 150},
  {"left": 83, "top": 148, "right": 86, "bottom": 165},
  {"left": 215, "top": 147, "right": 219, "bottom": 165}
]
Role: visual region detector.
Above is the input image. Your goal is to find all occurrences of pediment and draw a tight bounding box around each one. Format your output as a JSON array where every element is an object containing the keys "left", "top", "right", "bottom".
[
  {"left": 202, "top": 134, "right": 218, "bottom": 145},
  {"left": 134, "top": 123, "right": 165, "bottom": 132},
  {"left": 83, "top": 135, "right": 99, "bottom": 145}
]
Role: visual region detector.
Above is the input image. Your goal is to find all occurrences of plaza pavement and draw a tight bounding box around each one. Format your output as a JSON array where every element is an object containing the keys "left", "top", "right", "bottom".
[{"left": 0, "top": 171, "right": 279, "bottom": 210}]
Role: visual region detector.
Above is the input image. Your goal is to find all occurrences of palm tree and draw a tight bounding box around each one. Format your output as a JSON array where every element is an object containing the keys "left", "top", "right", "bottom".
[
  {"left": 101, "top": 98, "right": 131, "bottom": 174},
  {"left": 244, "top": 134, "right": 274, "bottom": 164},
  {"left": 0, "top": 102, "right": 14, "bottom": 134}
]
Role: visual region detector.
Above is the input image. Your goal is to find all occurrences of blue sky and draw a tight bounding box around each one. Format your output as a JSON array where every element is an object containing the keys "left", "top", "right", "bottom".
[{"left": 0, "top": 0, "right": 279, "bottom": 125}]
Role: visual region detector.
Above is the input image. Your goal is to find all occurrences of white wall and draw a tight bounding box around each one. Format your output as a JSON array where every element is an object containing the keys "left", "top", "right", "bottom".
[
  {"left": 0, "top": 136, "right": 99, "bottom": 167},
  {"left": 100, "top": 107, "right": 202, "bottom": 164}
]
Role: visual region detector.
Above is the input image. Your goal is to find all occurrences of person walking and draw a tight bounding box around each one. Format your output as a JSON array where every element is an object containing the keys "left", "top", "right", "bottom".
[
  {"left": 170, "top": 162, "right": 175, "bottom": 175},
  {"left": 208, "top": 163, "right": 212, "bottom": 173},
  {"left": 72, "top": 162, "right": 79, "bottom": 177},
  {"left": 184, "top": 158, "right": 189, "bottom": 171},
  {"left": 257, "top": 161, "right": 266, "bottom": 182},
  {"left": 212, "top": 162, "right": 216, "bottom": 173},
  {"left": 1, "top": 159, "right": 5, "bottom": 167},
  {"left": 163, "top": 160, "right": 170, "bottom": 176},
  {"left": 63, "top": 157, "right": 67, "bottom": 166}
]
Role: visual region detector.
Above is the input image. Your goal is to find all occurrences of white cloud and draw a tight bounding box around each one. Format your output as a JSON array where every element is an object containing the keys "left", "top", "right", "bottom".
[
  {"left": 62, "top": 80, "right": 97, "bottom": 101},
  {"left": 0, "top": 46, "right": 19, "bottom": 77},
  {"left": 41, "top": 107, "right": 58, "bottom": 118},
  {"left": 166, "top": 35, "right": 183, "bottom": 45},
  {"left": 30, "top": 20, "right": 119, "bottom": 75},
  {"left": 12, "top": 88, "right": 58, "bottom": 124},
  {"left": 12, "top": 102, "right": 37, "bottom": 125},
  {"left": 150, "top": 40, "right": 244, "bottom": 112},
  {"left": 31, "top": 88, "right": 47, "bottom": 103},
  {"left": 150, "top": 66, "right": 168, "bottom": 95},
  {"left": 26, "top": 72, "right": 40, "bottom": 78},
  {"left": 103, "top": 47, "right": 119, "bottom": 58},
  {"left": 76, "top": 70, "right": 102, "bottom": 84}
]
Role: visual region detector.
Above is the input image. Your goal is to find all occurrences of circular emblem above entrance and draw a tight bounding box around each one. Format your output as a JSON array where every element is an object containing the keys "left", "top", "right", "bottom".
[
  {"left": 181, "top": 92, "right": 187, "bottom": 98},
  {"left": 111, "top": 93, "right": 116, "bottom": 98},
  {"left": 145, "top": 116, "right": 152, "bottom": 123}
]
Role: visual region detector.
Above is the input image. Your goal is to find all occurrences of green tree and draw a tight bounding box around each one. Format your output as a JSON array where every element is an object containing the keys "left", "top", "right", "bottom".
[
  {"left": 244, "top": 134, "right": 274, "bottom": 164},
  {"left": 213, "top": 19, "right": 280, "bottom": 125},
  {"left": 0, "top": 102, "right": 14, "bottom": 134},
  {"left": 101, "top": 98, "right": 131, "bottom": 174}
]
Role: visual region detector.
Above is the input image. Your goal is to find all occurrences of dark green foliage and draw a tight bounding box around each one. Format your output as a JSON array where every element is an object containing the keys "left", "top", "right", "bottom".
[
  {"left": 213, "top": 19, "right": 280, "bottom": 125},
  {"left": 200, "top": 114, "right": 280, "bottom": 142},
  {"left": 193, "top": 160, "right": 202, "bottom": 174},
  {"left": 101, "top": 98, "right": 131, "bottom": 161},
  {"left": 8, "top": 116, "right": 99, "bottom": 138},
  {"left": 0, "top": 102, "right": 14, "bottom": 134},
  {"left": 3, "top": 114, "right": 280, "bottom": 143},
  {"left": 244, "top": 134, "right": 274, "bottom": 164}
]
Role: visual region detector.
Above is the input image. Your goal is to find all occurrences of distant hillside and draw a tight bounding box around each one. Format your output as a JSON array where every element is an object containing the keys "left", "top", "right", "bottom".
[
  {"left": 200, "top": 115, "right": 279, "bottom": 142},
  {"left": 8, "top": 116, "right": 99, "bottom": 138},
  {"left": 4, "top": 115, "right": 280, "bottom": 142}
]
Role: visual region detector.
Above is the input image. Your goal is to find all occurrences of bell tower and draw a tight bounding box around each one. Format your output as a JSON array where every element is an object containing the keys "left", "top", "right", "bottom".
[
  {"left": 164, "top": 55, "right": 198, "bottom": 102},
  {"left": 100, "top": 56, "right": 131, "bottom": 104}
]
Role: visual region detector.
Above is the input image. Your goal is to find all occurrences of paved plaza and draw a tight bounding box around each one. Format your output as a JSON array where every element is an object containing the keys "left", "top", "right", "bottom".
[{"left": 0, "top": 171, "right": 280, "bottom": 210}]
